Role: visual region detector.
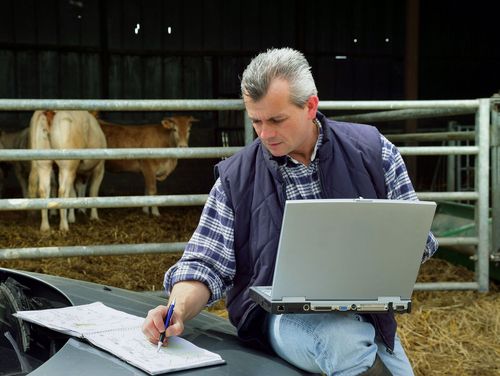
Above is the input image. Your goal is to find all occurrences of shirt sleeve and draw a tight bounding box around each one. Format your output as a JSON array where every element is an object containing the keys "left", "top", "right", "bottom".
[
  {"left": 163, "top": 178, "right": 236, "bottom": 304},
  {"left": 380, "top": 134, "right": 439, "bottom": 263}
]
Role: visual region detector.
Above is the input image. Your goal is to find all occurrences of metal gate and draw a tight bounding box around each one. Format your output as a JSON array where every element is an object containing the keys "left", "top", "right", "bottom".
[{"left": 0, "top": 98, "right": 494, "bottom": 292}]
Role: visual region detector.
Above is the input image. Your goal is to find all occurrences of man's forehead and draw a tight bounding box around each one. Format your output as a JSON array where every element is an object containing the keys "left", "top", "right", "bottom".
[
  {"left": 245, "top": 108, "right": 288, "bottom": 121},
  {"left": 243, "top": 95, "right": 291, "bottom": 120}
]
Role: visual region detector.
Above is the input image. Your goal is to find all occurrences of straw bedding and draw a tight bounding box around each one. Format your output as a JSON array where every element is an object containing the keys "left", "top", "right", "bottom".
[{"left": 0, "top": 208, "right": 498, "bottom": 375}]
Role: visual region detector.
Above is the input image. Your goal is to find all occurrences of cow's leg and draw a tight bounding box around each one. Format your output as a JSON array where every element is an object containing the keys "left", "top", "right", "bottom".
[
  {"left": 143, "top": 166, "right": 159, "bottom": 216},
  {"left": 68, "top": 184, "right": 76, "bottom": 223},
  {"left": 28, "top": 162, "right": 38, "bottom": 199},
  {"left": 49, "top": 169, "right": 58, "bottom": 217},
  {"left": 87, "top": 161, "right": 105, "bottom": 221},
  {"left": 75, "top": 175, "right": 88, "bottom": 215},
  {"left": 36, "top": 162, "right": 53, "bottom": 232},
  {"left": 27, "top": 162, "right": 39, "bottom": 219},
  {"left": 141, "top": 194, "right": 151, "bottom": 215},
  {"left": 14, "top": 162, "right": 28, "bottom": 198},
  {"left": 57, "top": 162, "right": 78, "bottom": 232}
]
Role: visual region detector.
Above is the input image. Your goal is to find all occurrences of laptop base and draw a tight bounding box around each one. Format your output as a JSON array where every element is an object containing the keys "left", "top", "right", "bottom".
[{"left": 250, "top": 287, "right": 412, "bottom": 315}]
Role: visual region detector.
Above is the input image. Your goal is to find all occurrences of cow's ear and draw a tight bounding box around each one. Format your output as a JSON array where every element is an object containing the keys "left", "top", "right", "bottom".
[
  {"left": 89, "top": 110, "right": 100, "bottom": 119},
  {"left": 189, "top": 116, "right": 199, "bottom": 123},
  {"left": 161, "top": 118, "right": 175, "bottom": 129},
  {"left": 43, "top": 110, "right": 56, "bottom": 125}
]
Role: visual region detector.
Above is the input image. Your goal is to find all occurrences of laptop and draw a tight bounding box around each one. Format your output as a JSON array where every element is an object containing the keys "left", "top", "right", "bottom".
[{"left": 250, "top": 198, "right": 436, "bottom": 314}]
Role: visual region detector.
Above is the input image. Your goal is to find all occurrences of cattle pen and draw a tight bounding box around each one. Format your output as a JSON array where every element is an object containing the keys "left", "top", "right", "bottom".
[
  {"left": 0, "top": 97, "right": 498, "bottom": 291},
  {"left": 1, "top": 98, "right": 499, "bottom": 375}
]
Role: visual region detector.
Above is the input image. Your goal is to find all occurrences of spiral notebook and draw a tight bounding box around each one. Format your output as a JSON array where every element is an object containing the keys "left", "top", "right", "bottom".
[{"left": 14, "top": 302, "right": 225, "bottom": 375}]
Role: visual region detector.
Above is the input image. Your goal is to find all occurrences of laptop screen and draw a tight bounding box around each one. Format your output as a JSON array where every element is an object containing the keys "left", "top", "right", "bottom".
[{"left": 270, "top": 199, "right": 436, "bottom": 301}]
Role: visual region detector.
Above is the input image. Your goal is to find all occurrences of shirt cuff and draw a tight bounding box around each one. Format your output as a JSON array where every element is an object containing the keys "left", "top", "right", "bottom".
[
  {"left": 163, "top": 262, "right": 226, "bottom": 305},
  {"left": 421, "top": 232, "right": 439, "bottom": 263}
]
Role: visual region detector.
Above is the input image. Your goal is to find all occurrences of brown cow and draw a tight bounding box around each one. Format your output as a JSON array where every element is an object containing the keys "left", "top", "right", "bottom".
[
  {"left": 28, "top": 110, "right": 107, "bottom": 232},
  {"left": 97, "top": 116, "right": 197, "bottom": 216}
]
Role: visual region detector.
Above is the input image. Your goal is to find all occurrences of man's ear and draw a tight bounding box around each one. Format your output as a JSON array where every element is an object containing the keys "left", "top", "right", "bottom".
[{"left": 306, "top": 95, "right": 319, "bottom": 120}]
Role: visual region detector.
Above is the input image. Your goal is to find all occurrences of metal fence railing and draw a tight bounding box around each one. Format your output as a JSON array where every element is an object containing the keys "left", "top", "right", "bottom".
[
  {"left": 491, "top": 96, "right": 500, "bottom": 264},
  {"left": 0, "top": 98, "right": 493, "bottom": 292}
]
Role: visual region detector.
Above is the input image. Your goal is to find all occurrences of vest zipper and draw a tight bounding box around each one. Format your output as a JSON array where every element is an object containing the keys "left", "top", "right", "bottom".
[{"left": 368, "top": 314, "right": 394, "bottom": 354}]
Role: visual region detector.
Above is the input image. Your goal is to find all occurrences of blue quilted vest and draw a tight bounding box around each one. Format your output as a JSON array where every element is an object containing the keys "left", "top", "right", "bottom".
[{"left": 215, "top": 112, "right": 397, "bottom": 352}]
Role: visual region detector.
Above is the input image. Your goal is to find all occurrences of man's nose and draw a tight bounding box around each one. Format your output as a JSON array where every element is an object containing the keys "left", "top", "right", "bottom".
[{"left": 258, "top": 122, "right": 275, "bottom": 139}]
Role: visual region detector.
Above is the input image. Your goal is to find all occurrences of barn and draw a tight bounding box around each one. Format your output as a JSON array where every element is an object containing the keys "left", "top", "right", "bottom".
[{"left": 0, "top": 1, "right": 499, "bottom": 375}]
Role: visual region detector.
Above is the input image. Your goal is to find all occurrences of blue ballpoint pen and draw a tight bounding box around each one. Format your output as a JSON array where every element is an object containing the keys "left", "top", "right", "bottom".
[{"left": 156, "top": 297, "right": 176, "bottom": 352}]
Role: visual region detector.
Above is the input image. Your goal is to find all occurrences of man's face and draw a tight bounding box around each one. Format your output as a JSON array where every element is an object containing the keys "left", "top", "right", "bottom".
[{"left": 244, "top": 79, "right": 319, "bottom": 164}]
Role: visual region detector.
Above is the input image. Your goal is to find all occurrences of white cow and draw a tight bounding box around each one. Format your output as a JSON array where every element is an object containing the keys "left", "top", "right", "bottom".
[{"left": 28, "top": 110, "right": 107, "bottom": 232}]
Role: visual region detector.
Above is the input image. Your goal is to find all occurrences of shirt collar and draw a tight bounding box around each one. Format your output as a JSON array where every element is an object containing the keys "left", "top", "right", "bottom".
[{"left": 285, "top": 119, "right": 322, "bottom": 165}]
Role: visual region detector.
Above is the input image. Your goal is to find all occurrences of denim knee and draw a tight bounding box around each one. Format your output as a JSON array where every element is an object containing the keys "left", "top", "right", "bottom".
[{"left": 268, "top": 313, "right": 379, "bottom": 375}]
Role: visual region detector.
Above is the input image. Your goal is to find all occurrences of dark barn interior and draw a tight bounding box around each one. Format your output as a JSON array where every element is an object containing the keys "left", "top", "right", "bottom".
[{"left": 0, "top": 0, "right": 499, "bottom": 197}]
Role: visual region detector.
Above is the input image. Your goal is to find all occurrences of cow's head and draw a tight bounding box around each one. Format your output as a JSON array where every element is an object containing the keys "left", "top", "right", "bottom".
[{"left": 161, "top": 116, "right": 198, "bottom": 147}]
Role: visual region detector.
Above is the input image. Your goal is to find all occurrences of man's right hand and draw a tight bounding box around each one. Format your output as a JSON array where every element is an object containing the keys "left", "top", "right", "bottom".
[
  {"left": 142, "top": 304, "right": 184, "bottom": 345},
  {"left": 141, "top": 281, "right": 211, "bottom": 345}
]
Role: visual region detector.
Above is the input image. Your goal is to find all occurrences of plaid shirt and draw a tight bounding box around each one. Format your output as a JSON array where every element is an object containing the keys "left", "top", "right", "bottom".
[{"left": 164, "top": 129, "right": 439, "bottom": 303}]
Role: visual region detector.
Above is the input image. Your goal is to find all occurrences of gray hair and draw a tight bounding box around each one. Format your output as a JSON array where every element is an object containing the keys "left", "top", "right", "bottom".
[{"left": 240, "top": 47, "right": 318, "bottom": 107}]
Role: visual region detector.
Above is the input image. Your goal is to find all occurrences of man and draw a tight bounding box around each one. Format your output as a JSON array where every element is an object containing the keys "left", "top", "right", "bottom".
[{"left": 143, "top": 48, "right": 438, "bottom": 375}]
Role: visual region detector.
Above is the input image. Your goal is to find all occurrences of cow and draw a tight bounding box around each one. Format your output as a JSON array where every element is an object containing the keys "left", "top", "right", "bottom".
[
  {"left": 97, "top": 115, "right": 197, "bottom": 216},
  {"left": 0, "top": 127, "right": 59, "bottom": 218},
  {"left": 0, "top": 127, "right": 31, "bottom": 198},
  {"left": 28, "top": 110, "right": 107, "bottom": 232}
]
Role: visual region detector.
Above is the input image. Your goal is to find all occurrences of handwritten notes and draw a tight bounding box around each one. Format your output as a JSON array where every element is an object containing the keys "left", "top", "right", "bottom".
[{"left": 14, "top": 302, "right": 225, "bottom": 375}]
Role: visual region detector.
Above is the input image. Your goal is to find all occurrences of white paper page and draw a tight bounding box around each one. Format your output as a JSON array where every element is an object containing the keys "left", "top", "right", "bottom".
[
  {"left": 14, "top": 302, "right": 144, "bottom": 336},
  {"left": 15, "top": 302, "right": 225, "bottom": 374},
  {"left": 85, "top": 328, "right": 224, "bottom": 375}
]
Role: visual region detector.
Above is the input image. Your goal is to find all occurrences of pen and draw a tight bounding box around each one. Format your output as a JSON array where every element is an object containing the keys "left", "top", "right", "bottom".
[{"left": 156, "top": 297, "right": 176, "bottom": 352}]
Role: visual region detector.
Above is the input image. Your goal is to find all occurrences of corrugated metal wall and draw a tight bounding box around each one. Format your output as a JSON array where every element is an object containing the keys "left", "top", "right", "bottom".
[
  {"left": 0, "top": 0, "right": 406, "bottom": 127},
  {"left": 13, "top": 1, "right": 500, "bottom": 196},
  {"left": 0, "top": 0, "right": 422, "bottom": 196},
  {"left": 419, "top": 1, "right": 500, "bottom": 100}
]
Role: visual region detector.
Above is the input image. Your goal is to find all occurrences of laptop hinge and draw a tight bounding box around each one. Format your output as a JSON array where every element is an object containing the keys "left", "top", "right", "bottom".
[{"left": 378, "top": 296, "right": 403, "bottom": 303}]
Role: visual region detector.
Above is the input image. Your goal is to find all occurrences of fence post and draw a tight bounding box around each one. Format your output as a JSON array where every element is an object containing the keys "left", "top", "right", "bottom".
[
  {"left": 447, "top": 121, "right": 457, "bottom": 191},
  {"left": 243, "top": 111, "right": 253, "bottom": 146},
  {"left": 475, "top": 98, "right": 490, "bottom": 291},
  {"left": 491, "top": 96, "right": 500, "bottom": 261}
]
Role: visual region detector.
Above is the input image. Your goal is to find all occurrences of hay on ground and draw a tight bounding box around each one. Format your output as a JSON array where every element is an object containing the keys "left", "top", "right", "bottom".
[{"left": 0, "top": 208, "right": 498, "bottom": 375}]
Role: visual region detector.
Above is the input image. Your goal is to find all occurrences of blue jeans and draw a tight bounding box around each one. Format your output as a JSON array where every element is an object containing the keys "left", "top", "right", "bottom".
[{"left": 268, "top": 312, "right": 414, "bottom": 376}]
